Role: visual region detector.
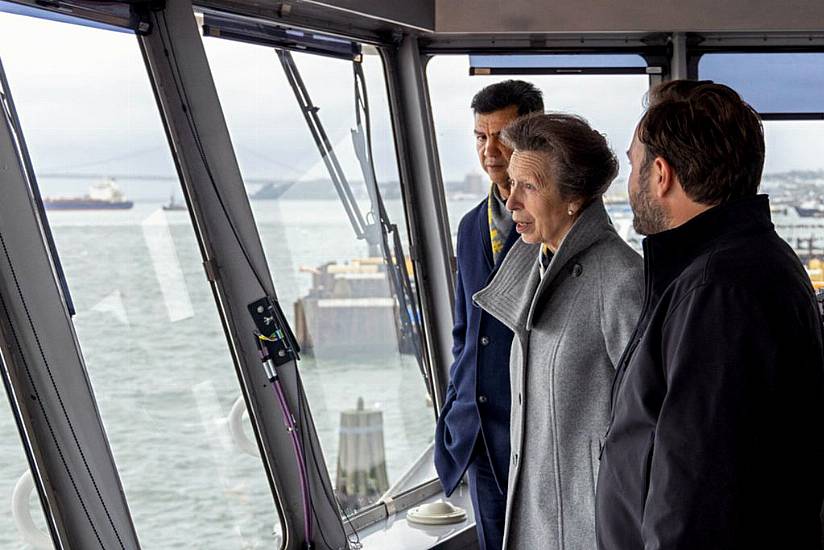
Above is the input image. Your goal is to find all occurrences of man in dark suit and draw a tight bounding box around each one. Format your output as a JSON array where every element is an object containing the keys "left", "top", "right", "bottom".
[{"left": 434, "top": 80, "right": 543, "bottom": 550}]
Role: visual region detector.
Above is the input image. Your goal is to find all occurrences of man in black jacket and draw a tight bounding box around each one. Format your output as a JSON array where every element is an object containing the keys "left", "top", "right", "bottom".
[{"left": 596, "top": 80, "right": 824, "bottom": 549}]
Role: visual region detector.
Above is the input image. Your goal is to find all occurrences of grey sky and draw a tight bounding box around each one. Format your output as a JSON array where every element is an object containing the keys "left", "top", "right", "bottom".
[{"left": 0, "top": 10, "right": 821, "bottom": 201}]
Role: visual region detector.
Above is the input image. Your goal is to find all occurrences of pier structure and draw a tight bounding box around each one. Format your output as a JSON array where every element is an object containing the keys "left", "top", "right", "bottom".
[{"left": 294, "top": 258, "right": 408, "bottom": 357}]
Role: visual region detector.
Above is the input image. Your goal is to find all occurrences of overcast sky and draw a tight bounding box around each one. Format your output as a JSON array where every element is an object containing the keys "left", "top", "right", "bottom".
[{"left": 0, "top": 10, "right": 821, "bottom": 200}]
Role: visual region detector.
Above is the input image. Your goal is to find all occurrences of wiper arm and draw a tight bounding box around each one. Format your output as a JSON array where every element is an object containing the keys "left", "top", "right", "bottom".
[
  {"left": 349, "top": 61, "right": 429, "bottom": 393},
  {"left": 276, "top": 49, "right": 373, "bottom": 247},
  {"left": 276, "top": 50, "right": 430, "bottom": 396}
]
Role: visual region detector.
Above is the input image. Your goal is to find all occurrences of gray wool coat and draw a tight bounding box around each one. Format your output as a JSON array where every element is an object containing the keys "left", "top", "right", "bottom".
[{"left": 474, "top": 199, "right": 643, "bottom": 550}]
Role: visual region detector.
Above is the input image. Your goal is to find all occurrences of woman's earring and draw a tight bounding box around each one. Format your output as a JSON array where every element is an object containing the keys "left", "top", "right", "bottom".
[{"left": 567, "top": 206, "right": 574, "bottom": 216}]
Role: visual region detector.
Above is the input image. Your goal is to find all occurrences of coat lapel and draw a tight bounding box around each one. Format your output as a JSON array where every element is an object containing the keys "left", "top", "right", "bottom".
[
  {"left": 475, "top": 198, "right": 617, "bottom": 334},
  {"left": 477, "top": 199, "right": 495, "bottom": 270},
  {"left": 473, "top": 238, "right": 541, "bottom": 336},
  {"left": 525, "top": 199, "right": 615, "bottom": 329}
]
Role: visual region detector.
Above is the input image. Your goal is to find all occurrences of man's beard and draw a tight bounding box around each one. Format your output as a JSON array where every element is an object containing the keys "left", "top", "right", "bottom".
[{"left": 630, "top": 178, "right": 669, "bottom": 236}]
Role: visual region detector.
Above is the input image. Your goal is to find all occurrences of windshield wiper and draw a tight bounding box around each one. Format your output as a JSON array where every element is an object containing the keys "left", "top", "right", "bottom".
[{"left": 276, "top": 50, "right": 430, "bottom": 397}]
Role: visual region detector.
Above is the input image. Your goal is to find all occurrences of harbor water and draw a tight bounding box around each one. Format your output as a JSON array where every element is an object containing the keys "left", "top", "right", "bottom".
[{"left": 0, "top": 198, "right": 462, "bottom": 549}]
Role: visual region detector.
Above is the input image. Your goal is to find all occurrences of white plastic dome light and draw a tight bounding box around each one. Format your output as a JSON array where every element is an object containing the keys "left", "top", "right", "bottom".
[{"left": 406, "top": 499, "right": 467, "bottom": 525}]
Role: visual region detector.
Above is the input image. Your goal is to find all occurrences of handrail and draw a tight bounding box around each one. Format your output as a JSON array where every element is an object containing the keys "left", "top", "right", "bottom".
[
  {"left": 227, "top": 395, "right": 260, "bottom": 457},
  {"left": 11, "top": 470, "right": 53, "bottom": 549}
]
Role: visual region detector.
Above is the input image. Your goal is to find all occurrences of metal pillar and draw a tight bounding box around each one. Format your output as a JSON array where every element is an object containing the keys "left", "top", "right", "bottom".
[
  {"left": 136, "top": 2, "right": 346, "bottom": 549},
  {"left": 669, "top": 32, "right": 689, "bottom": 80},
  {"left": 0, "top": 67, "right": 140, "bottom": 549},
  {"left": 383, "top": 36, "right": 455, "bottom": 412}
]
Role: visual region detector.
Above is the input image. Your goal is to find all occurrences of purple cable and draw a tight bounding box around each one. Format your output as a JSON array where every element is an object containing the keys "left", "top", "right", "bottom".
[{"left": 271, "top": 373, "right": 314, "bottom": 547}]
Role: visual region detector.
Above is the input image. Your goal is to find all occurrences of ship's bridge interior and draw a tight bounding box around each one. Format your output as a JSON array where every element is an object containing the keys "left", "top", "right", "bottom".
[{"left": 0, "top": 0, "right": 822, "bottom": 549}]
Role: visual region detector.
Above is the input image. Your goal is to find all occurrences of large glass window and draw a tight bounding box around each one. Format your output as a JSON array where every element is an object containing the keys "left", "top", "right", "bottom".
[
  {"left": 202, "top": 35, "right": 433, "bottom": 516},
  {"left": 0, "top": 13, "right": 280, "bottom": 548},
  {"left": 699, "top": 53, "right": 824, "bottom": 291},
  {"left": 427, "top": 55, "right": 650, "bottom": 250}
]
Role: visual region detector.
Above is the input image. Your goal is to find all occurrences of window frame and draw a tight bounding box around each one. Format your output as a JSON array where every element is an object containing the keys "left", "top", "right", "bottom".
[
  {"left": 0, "top": 29, "right": 142, "bottom": 550},
  {"left": 161, "top": 6, "right": 445, "bottom": 535}
]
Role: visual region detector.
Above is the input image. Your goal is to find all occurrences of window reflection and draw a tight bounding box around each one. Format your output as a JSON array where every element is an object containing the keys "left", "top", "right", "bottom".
[
  {"left": 0, "top": 13, "right": 280, "bottom": 548},
  {"left": 203, "top": 37, "right": 433, "bottom": 516}
]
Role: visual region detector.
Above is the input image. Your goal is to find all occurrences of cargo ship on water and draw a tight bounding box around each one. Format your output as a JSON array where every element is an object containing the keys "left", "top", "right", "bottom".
[{"left": 43, "top": 179, "right": 133, "bottom": 210}]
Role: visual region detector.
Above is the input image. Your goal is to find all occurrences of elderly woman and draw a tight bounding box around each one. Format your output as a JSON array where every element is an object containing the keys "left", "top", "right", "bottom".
[{"left": 474, "top": 113, "right": 643, "bottom": 549}]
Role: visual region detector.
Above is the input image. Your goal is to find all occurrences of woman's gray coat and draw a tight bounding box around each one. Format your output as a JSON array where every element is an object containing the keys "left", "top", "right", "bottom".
[{"left": 474, "top": 199, "right": 643, "bottom": 550}]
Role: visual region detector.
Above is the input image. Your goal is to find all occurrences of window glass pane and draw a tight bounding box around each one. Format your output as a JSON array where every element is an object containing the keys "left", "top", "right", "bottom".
[
  {"left": 428, "top": 55, "right": 649, "bottom": 251},
  {"left": 0, "top": 13, "right": 281, "bottom": 548},
  {"left": 471, "top": 53, "right": 647, "bottom": 70},
  {"left": 762, "top": 120, "right": 824, "bottom": 290},
  {"left": 202, "top": 37, "right": 433, "bottom": 515},
  {"left": 699, "top": 53, "right": 824, "bottom": 114}
]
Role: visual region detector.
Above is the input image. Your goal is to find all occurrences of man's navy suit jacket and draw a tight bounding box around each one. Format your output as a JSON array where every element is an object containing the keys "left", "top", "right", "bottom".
[{"left": 434, "top": 197, "right": 519, "bottom": 496}]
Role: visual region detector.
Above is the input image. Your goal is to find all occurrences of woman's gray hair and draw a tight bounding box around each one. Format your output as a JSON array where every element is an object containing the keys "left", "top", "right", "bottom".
[{"left": 501, "top": 112, "right": 619, "bottom": 201}]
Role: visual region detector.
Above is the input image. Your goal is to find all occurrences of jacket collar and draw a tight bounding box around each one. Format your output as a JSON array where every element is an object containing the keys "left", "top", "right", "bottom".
[
  {"left": 642, "top": 194, "right": 773, "bottom": 303},
  {"left": 474, "top": 198, "right": 616, "bottom": 333}
]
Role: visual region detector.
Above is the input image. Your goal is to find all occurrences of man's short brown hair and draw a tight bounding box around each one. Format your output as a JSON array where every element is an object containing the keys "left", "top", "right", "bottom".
[{"left": 637, "top": 80, "right": 765, "bottom": 205}]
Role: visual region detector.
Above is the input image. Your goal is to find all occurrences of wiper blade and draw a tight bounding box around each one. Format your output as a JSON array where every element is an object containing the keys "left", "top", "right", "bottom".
[
  {"left": 276, "top": 49, "right": 370, "bottom": 243},
  {"left": 350, "top": 61, "right": 429, "bottom": 394},
  {"left": 276, "top": 49, "right": 431, "bottom": 396}
]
